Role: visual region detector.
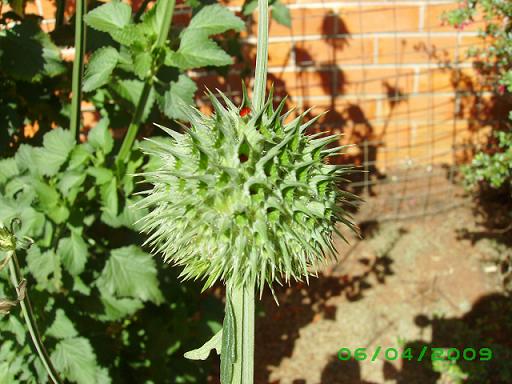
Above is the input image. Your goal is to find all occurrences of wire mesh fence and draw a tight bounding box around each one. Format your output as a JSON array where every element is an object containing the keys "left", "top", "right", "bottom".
[{"left": 12, "top": 0, "right": 505, "bottom": 222}]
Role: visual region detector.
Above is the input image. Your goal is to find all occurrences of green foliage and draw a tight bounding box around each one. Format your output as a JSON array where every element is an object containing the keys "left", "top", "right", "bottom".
[
  {"left": 444, "top": 0, "right": 512, "bottom": 89},
  {"left": 1, "top": 0, "right": 248, "bottom": 153},
  {"left": 0, "top": 14, "right": 69, "bottom": 154},
  {"left": 51, "top": 337, "right": 102, "bottom": 384},
  {"left": 270, "top": 1, "right": 292, "bottom": 28},
  {"left": 0, "top": 0, "right": 292, "bottom": 382},
  {"left": 0, "top": 125, "right": 223, "bottom": 383},
  {"left": 463, "top": 129, "right": 512, "bottom": 190},
  {"left": 445, "top": 1, "right": 512, "bottom": 197},
  {"left": 83, "top": 1, "right": 243, "bottom": 123},
  {"left": 96, "top": 246, "right": 163, "bottom": 303},
  {"left": 82, "top": 47, "right": 120, "bottom": 92},
  {"left": 0, "top": 17, "right": 66, "bottom": 82}
]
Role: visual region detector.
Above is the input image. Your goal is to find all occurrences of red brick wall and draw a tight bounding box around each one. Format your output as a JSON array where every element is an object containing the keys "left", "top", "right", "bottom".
[
  {"left": 198, "top": 1, "right": 502, "bottom": 172},
  {"left": 9, "top": 0, "right": 504, "bottom": 172}
]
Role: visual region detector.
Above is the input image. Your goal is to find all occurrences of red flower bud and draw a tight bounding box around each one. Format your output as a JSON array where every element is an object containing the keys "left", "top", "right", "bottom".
[{"left": 240, "top": 106, "right": 251, "bottom": 117}]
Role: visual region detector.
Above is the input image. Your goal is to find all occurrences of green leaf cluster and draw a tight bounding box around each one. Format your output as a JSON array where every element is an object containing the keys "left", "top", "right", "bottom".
[
  {"left": 443, "top": 0, "right": 512, "bottom": 88},
  {"left": 0, "top": 124, "right": 223, "bottom": 383},
  {"left": 0, "top": 17, "right": 66, "bottom": 82},
  {"left": 0, "top": 15, "right": 69, "bottom": 154},
  {"left": 0, "top": 0, "right": 255, "bottom": 382},
  {"left": 463, "top": 129, "right": 512, "bottom": 191},
  {"left": 445, "top": 1, "right": 512, "bottom": 202},
  {"left": 83, "top": 1, "right": 244, "bottom": 122}
]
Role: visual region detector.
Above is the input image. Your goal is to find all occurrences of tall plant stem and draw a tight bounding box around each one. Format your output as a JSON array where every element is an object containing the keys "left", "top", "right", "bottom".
[
  {"left": 69, "top": 0, "right": 86, "bottom": 141},
  {"left": 7, "top": 251, "right": 63, "bottom": 384},
  {"left": 252, "top": 0, "right": 269, "bottom": 111},
  {"left": 116, "top": 0, "right": 176, "bottom": 166},
  {"left": 55, "top": 0, "right": 66, "bottom": 27},
  {"left": 226, "top": 1, "right": 270, "bottom": 383},
  {"left": 229, "top": 282, "right": 255, "bottom": 384}
]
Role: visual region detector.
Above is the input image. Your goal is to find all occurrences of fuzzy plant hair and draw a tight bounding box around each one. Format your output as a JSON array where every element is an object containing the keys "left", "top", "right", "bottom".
[{"left": 137, "top": 86, "right": 356, "bottom": 293}]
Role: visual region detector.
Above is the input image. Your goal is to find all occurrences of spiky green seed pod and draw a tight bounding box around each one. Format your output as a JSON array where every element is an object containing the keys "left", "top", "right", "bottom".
[{"left": 138, "top": 88, "right": 356, "bottom": 291}]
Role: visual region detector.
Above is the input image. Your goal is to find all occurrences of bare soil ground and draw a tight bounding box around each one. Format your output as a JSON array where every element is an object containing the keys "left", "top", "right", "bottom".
[{"left": 253, "top": 186, "right": 510, "bottom": 384}]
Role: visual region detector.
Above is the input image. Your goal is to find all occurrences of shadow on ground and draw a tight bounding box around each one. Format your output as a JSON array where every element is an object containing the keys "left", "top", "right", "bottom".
[
  {"left": 254, "top": 224, "right": 398, "bottom": 384},
  {"left": 259, "top": 292, "right": 512, "bottom": 384}
]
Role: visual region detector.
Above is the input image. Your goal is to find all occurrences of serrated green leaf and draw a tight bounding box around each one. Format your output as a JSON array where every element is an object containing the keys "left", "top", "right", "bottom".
[
  {"left": 0, "top": 362, "right": 12, "bottom": 384},
  {"left": 87, "top": 167, "right": 114, "bottom": 184},
  {"left": 14, "top": 144, "right": 39, "bottom": 175},
  {"left": 47, "top": 309, "right": 78, "bottom": 339},
  {"left": 165, "top": 4, "right": 243, "bottom": 70},
  {"left": 166, "top": 36, "right": 233, "bottom": 70},
  {"left": 100, "top": 198, "right": 145, "bottom": 229},
  {"left": 68, "top": 145, "right": 92, "bottom": 170},
  {"left": 19, "top": 207, "right": 46, "bottom": 238},
  {"left": 51, "top": 337, "right": 99, "bottom": 384},
  {"left": 0, "top": 158, "right": 19, "bottom": 184},
  {"left": 111, "top": 79, "right": 155, "bottom": 121},
  {"left": 84, "top": 1, "right": 132, "bottom": 34},
  {"left": 6, "top": 316, "right": 26, "bottom": 345},
  {"left": 72, "top": 276, "right": 91, "bottom": 295},
  {"left": 58, "top": 171, "right": 86, "bottom": 203},
  {"left": 30, "top": 180, "right": 69, "bottom": 224},
  {"left": 95, "top": 367, "right": 112, "bottom": 384},
  {"left": 133, "top": 50, "right": 153, "bottom": 79},
  {"left": 83, "top": 47, "right": 119, "bottom": 92},
  {"left": 31, "top": 180, "right": 59, "bottom": 210},
  {"left": 271, "top": 1, "right": 291, "bottom": 27},
  {"left": 26, "top": 247, "right": 61, "bottom": 290},
  {"left": 180, "top": 4, "right": 244, "bottom": 39},
  {"left": 157, "top": 75, "right": 197, "bottom": 121},
  {"left": 34, "top": 128, "right": 75, "bottom": 176},
  {"left": 109, "top": 23, "right": 145, "bottom": 46},
  {"left": 88, "top": 117, "right": 114, "bottom": 154},
  {"left": 99, "top": 178, "right": 118, "bottom": 215},
  {"left": 141, "top": 0, "right": 167, "bottom": 36},
  {"left": 57, "top": 231, "right": 88, "bottom": 276},
  {"left": 96, "top": 246, "right": 163, "bottom": 303},
  {"left": 98, "top": 291, "right": 143, "bottom": 321},
  {"left": 48, "top": 205, "right": 70, "bottom": 224}
]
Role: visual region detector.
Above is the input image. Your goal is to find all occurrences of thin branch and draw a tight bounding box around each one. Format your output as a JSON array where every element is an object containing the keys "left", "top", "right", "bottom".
[
  {"left": 69, "top": 0, "right": 87, "bottom": 141},
  {"left": 7, "top": 251, "right": 63, "bottom": 384},
  {"left": 134, "top": 0, "right": 151, "bottom": 22},
  {"left": 116, "top": 0, "right": 176, "bottom": 167}
]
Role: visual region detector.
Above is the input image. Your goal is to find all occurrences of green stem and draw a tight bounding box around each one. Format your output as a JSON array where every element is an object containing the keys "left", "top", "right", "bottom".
[
  {"left": 229, "top": 282, "right": 255, "bottom": 384},
  {"left": 226, "top": 1, "right": 269, "bottom": 382},
  {"left": 69, "top": 0, "right": 87, "bottom": 141},
  {"left": 242, "top": 284, "right": 254, "bottom": 383},
  {"left": 116, "top": 0, "right": 176, "bottom": 166},
  {"left": 55, "top": 0, "right": 66, "bottom": 27},
  {"left": 7, "top": 251, "right": 63, "bottom": 384},
  {"left": 252, "top": 0, "right": 269, "bottom": 111},
  {"left": 115, "top": 82, "right": 152, "bottom": 166},
  {"left": 134, "top": 0, "right": 151, "bottom": 22}
]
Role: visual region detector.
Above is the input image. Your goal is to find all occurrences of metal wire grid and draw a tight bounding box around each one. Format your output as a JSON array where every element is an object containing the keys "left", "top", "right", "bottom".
[{"left": 24, "top": 0, "right": 496, "bottom": 221}]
